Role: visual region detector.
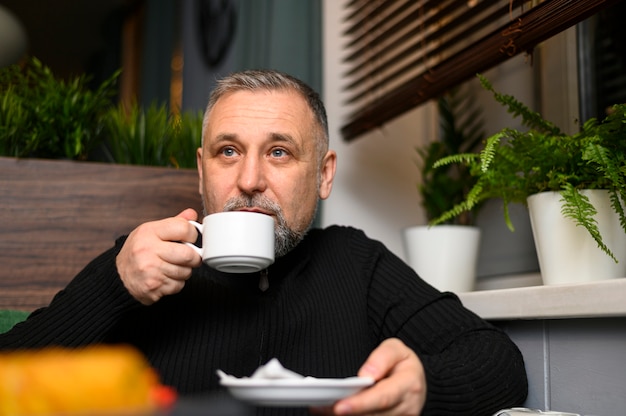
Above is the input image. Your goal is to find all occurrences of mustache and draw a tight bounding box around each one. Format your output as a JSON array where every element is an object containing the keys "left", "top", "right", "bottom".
[
  {"left": 223, "top": 195, "right": 284, "bottom": 224},
  {"left": 222, "top": 195, "right": 306, "bottom": 258}
]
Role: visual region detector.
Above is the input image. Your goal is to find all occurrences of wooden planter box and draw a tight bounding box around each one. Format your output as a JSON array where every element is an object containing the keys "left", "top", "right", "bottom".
[{"left": 0, "top": 157, "right": 203, "bottom": 311}]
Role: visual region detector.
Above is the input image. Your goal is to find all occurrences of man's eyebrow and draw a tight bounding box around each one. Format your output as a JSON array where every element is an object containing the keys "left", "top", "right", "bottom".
[
  {"left": 210, "top": 131, "right": 304, "bottom": 153},
  {"left": 269, "top": 132, "right": 307, "bottom": 154},
  {"left": 269, "top": 132, "right": 297, "bottom": 145},
  {"left": 213, "top": 133, "right": 237, "bottom": 143}
]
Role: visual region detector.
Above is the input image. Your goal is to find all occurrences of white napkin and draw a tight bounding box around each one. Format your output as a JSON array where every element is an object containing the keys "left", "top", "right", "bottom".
[
  {"left": 493, "top": 409, "right": 581, "bottom": 416},
  {"left": 217, "top": 358, "right": 306, "bottom": 381}
]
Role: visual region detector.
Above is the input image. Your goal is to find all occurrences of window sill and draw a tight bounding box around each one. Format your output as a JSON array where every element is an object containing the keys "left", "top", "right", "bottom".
[{"left": 457, "top": 277, "right": 626, "bottom": 320}]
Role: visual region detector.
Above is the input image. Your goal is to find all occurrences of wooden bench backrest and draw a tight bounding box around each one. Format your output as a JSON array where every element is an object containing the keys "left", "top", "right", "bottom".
[{"left": 0, "top": 157, "right": 203, "bottom": 311}]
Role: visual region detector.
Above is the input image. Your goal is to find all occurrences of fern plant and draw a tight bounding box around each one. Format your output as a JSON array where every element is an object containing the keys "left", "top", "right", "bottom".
[
  {"left": 417, "top": 87, "right": 485, "bottom": 225},
  {"left": 431, "top": 74, "right": 626, "bottom": 262}
]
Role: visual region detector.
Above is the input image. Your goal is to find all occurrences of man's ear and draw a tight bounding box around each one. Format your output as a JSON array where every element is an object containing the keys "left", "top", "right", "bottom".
[
  {"left": 196, "top": 147, "right": 203, "bottom": 197},
  {"left": 318, "top": 150, "right": 337, "bottom": 200}
]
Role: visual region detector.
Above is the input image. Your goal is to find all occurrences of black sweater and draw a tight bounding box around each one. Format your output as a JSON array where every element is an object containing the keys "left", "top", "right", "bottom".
[{"left": 0, "top": 225, "right": 527, "bottom": 415}]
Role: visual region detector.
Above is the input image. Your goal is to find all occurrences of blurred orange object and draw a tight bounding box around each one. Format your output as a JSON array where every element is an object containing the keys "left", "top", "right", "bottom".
[{"left": 0, "top": 345, "right": 176, "bottom": 415}]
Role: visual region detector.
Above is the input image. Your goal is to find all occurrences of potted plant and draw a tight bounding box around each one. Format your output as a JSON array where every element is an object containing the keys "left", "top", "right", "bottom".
[
  {"left": 0, "top": 57, "right": 119, "bottom": 161},
  {"left": 102, "top": 101, "right": 203, "bottom": 169},
  {"left": 403, "top": 87, "right": 485, "bottom": 292},
  {"left": 0, "top": 58, "right": 204, "bottom": 310},
  {"left": 0, "top": 57, "right": 204, "bottom": 167},
  {"left": 431, "top": 74, "right": 626, "bottom": 285}
]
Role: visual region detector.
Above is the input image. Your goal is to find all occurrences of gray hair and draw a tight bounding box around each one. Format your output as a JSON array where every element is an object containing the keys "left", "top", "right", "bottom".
[{"left": 202, "top": 69, "right": 329, "bottom": 162}]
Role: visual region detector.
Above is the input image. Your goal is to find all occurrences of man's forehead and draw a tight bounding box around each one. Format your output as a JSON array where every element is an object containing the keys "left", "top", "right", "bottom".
[
  {"left": 201, "top": 96, "right": 321, "bottom": 162},
  {"left": 214, "top": 89, "right": 303, "bottom": 108},
  {"left": 207, "top": 90, "right": 315, "bottom": 136}
]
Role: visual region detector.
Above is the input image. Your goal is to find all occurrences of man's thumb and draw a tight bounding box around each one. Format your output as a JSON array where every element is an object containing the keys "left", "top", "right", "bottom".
[{"left": 176, "top": 208, "right": 198, "bottom": 221}]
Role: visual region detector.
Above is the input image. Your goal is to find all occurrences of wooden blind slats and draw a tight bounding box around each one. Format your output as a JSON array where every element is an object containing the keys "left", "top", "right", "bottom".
[
  {"left": 343, "top": 0, "right": 412, "bottom": 41},
  {"left": 343, "top": 0, "right": 514, "bottom": 99},
  {"left": 340, "top": 0, "right": 621, "bottom": 142},
  {"left": 344, "top": 1, "right": 433, "bottom": 56},
  {"left": 343, "top": 0, "right": 466, "bottom": 78}
]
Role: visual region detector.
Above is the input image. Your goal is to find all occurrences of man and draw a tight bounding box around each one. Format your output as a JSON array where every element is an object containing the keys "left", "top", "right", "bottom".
[{"left": 1, "top": 70, "right": 527, "bottom": 415}]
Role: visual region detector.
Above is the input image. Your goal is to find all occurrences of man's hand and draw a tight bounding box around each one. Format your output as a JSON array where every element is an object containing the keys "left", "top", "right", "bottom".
[
  {"left": 314, "top": 338, "right": 427, "bottom": 415},
  {"left": 116, "top": 208, "right": 202, "bottom": 305}
]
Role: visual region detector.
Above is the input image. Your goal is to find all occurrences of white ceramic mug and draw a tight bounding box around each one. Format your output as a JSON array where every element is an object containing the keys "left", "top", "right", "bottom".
[{"left": 186, "top": 211, "right": 275, "bottom": 273}]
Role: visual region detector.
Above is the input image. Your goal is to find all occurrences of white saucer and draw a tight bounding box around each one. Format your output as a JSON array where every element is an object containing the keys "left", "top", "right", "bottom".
[{"left": 219, "top": 376, "right": 374, "bottom": 407}]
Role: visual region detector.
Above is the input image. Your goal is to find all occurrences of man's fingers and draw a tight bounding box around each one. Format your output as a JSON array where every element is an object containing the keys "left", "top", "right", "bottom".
[
  {"left": 331, "top": 338, "right": 426, "bottom": 415},
  {"left": 358, "top": 338, "right": 409, "bottom": 379},
  {"left": 116, "top": 212, "right": 203, "bottom": 305},
  {"left": 154, "top": 216, "right": 199, "bottom": 245},
  {"left": 157, "top": 241, "right": 202, "bottom": 268},
  {"left": 176, "top": 208, "right": 199, "bottom": 221},
  {"left": 333, "top": 377, "right": 399, "bottom": 415}
]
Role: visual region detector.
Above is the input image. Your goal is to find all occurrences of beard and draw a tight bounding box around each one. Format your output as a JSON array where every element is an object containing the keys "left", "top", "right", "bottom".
[{"left": 212, "top": 194, "right": 313, "bottom": 258}]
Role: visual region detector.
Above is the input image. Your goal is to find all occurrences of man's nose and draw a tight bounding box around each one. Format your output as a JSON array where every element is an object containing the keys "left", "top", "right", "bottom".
[{"left": 236, "top": 155, "right": 267, "bottom": 193}]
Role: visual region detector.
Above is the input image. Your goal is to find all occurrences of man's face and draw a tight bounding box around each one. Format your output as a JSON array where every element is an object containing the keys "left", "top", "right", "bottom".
[{"left": 197, "top": 89, "right": 336, "bottom": 255}]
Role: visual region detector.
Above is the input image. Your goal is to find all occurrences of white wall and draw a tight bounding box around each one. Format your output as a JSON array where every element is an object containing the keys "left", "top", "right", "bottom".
[
  {"left": 321, "top": 0, "right": 537, "bottom": 264},
  {"left": 321, "top": 0, "right": 433, "bottom": 260},
  {"left": 320, "top": 1, "right": 578, "bottom": 285}
]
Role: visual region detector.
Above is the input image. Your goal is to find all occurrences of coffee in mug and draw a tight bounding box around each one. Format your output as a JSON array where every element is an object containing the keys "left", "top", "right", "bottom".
[{"left": 186, "top": 211, "right": 275, "bottom": 273}]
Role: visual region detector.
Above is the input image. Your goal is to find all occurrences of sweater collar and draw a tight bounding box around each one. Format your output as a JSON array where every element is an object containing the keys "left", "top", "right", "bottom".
[{"left": 199, "top": 230, "right": 314, "bottom": 293}]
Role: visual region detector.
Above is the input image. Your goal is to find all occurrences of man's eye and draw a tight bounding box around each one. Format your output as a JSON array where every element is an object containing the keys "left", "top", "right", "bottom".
[
  {"left": 221, "top": 147, "right": 236, "bottom": 157},
  {"left": 271, "top": 148, "right": 287, "bottom": 157}
]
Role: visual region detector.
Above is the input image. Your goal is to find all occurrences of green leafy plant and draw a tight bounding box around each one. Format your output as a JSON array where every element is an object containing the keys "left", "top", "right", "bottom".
[
  {"left": 417, "top": 87, "right": 485, "bottom": 225},
  {"left": 0, "top": 57, "right": 203, "bottom": 168},
  {"left": 103, "top": 102, "right": 203, "bottom": 169},
  {"left": 431, "top": 74, "right": 626, "bottom": 261},
  {"left": 0, "top": 57, "right": 119, "bottom": 160},
  {"left": 166, "top": 108, "right": 204, "bottom": 169}
]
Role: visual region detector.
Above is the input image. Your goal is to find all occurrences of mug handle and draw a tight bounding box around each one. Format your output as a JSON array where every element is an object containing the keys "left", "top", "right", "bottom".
[{"left": 184, "top": 220, "right": 203, "bottom": 256}]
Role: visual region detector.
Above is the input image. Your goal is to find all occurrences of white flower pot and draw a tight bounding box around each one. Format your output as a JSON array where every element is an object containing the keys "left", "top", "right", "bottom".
[
  {"left": 402, "top": 225, "right": 481, "bottom": 293},
  {"left": 527, "top": 190, "right": 626, "bottom": 285}
]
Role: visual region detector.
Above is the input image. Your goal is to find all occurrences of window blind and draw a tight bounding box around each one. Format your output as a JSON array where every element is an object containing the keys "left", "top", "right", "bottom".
[{"left": 340, "top": 0, "right": 621, "bottom": 142}]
